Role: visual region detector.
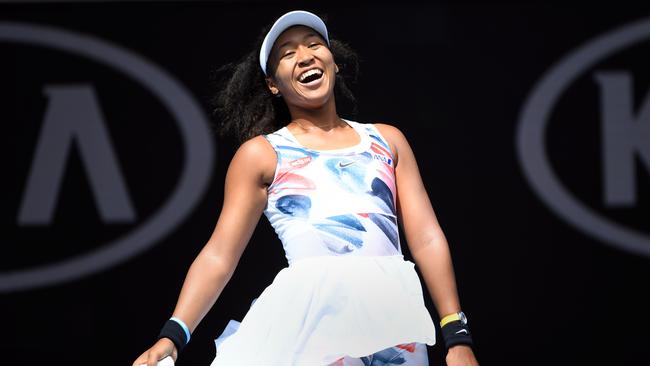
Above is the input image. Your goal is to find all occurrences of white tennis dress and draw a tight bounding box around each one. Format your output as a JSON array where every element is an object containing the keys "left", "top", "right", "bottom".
[{"left": 209, "top": 120, "right": 437, "bottom": 366}]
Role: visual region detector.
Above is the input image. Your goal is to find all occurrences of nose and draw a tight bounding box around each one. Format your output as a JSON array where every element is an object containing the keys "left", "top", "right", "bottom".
[{"left": 297, "top": 45, "right": 314, "bottom": 67}]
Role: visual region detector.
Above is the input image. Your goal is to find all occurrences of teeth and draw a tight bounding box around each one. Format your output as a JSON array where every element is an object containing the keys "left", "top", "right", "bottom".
[{"left": 299, "top": 68, "right": 323, "bottom": 82}]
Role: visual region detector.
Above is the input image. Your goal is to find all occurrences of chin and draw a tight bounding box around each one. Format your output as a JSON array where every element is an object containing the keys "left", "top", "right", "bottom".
[
  {"left": 291, "top": 76, "right": 335, "bottom": 107},
  {"left": 299, "top": 93, "right": 333, "bottom": 109}
]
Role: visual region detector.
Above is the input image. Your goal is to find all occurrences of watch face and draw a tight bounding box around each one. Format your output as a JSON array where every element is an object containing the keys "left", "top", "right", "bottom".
[{"left": 459, "top": 311, "right": 468, "bottom": 324}]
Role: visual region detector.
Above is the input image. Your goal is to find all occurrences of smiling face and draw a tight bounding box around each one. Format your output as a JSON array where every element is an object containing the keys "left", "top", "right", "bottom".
[{"left": 265, "top": 25, "right": 339, "bottom": 111}]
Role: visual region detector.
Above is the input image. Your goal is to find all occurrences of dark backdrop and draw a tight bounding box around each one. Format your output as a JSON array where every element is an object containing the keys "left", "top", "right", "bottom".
[{"left": 2, "top": 1, "right": 649, "bottom": 365}]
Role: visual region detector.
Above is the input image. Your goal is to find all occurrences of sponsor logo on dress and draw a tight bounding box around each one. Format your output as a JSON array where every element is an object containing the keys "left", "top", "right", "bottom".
[
  {"left": 373, "top": 153, "right": 392, "bottom": 166},
  {"left": 289, "top": 156, "right": 312, "bottom": 168},
  {"left": 338, "top": 161, "right": 355, "bottom": 168}
]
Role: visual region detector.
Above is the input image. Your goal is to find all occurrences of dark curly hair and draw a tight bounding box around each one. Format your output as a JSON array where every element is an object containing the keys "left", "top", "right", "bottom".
[{"left": 209, "top": 14, "right": 361, "bottom": 146}]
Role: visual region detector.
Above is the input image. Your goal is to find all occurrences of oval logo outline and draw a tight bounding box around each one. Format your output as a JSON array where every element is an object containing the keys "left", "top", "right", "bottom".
[
  {"left": 516, "top": 17, "right": 650, "bottom": 257},
  {"left": 0, "top": 22, "right": 216, "bottom": 292}
]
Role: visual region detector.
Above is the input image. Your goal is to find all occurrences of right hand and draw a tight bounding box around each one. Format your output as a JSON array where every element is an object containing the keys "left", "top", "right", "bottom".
[{"left": 132, "top": 337, "right": 178, "bottom": 366}]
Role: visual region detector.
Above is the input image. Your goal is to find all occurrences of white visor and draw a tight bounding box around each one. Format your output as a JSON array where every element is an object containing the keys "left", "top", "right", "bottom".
[{"left": 259, "top": 10, "right": 330, "bottom": 76}]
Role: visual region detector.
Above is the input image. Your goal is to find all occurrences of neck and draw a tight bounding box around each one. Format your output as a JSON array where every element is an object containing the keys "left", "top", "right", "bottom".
[{"left": 286, "top": 96, "right": 343, "bottom": 131}]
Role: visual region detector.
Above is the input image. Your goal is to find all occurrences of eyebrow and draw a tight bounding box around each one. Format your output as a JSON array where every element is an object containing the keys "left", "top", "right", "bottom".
[{"left": 276, "top": 32, "right": 319, "bottom": 52}]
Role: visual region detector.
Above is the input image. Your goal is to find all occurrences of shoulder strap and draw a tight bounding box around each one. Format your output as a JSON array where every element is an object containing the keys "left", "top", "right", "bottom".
[
  {"left": 263, "top": 126, "right": 315, "bottom": 165},
  {"left": 262, "top": 129, "right": 285, "bottom": 166},
  {"left": 363, "top": 123, "right": 394, "bottom": 158}
]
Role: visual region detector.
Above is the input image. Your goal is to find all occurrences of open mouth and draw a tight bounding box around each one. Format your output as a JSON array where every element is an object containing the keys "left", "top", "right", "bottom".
[{"left": 297, "top": 68, "right": 324, "bottom": 84}]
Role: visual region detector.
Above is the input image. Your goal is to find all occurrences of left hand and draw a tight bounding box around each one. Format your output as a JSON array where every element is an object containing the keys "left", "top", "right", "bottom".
[{"left": 445, "top": 344, "right": 479, "bottom": 366}]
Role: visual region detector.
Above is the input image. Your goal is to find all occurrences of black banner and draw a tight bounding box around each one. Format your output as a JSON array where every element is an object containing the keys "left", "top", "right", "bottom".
[{"left": 2, "top": 1, "right": 649, "bottom": 365}]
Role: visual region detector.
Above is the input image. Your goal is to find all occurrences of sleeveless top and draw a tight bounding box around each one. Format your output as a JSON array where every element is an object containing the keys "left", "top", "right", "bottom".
[
  {"left": 262, "top": 119, "right": 401, "bottom": 265},
  {"left": 211, "top": 120, "right": 438, "bottom": 364}
]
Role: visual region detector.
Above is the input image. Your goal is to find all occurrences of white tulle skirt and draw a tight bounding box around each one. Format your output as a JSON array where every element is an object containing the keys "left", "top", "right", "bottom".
[{"left": 210, "top": 254, "right": 437, "bottom": 366}]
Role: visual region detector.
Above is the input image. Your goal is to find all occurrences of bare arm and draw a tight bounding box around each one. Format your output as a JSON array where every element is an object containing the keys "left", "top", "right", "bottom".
[
  {"left": 133, "top": 136, "right": 276, "bottom": 366},
  {"left": 133, "top": 135, "right": 277, "bottom": 366},
  {"left": 376, "top": 123, "right": 460, "bottom": 318},
  {"left": 170, "top": 135, "right": 275, "bottom": 334},
  {"left": 377, "top": 123, "right": 479, "bottom": 364}
]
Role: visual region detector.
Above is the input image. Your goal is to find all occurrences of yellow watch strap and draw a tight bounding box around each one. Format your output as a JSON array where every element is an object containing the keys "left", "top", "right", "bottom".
[{"left": 440, "top": 312, "right": 460, "bottom": 328}]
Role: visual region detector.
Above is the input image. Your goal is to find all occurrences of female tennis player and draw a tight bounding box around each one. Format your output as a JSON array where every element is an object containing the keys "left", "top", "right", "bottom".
[{"left": 133, "top": 10, "right": 479, "bottom": 366}]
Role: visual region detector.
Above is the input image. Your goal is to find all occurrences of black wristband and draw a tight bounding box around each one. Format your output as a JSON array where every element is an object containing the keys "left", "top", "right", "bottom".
[
  {"left": 158, "top": 319, "right": 188, "bottom": 353},
  {"left": 441, "top": 320, "right": 474, "bottom": 349}
]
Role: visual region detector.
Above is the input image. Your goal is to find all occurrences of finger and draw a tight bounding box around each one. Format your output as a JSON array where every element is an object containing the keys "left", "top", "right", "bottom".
[
  {"left": 132, "top": 352, "right": 148, "bottom": 366},
  {"left": 147, "top": 351, "right": 161, "bottom": 366},
  {"left": 150, "top": 347, "right": 171, "bottom": 366},
  {"left": 158, "top": 338, "right": 176, "bottom": 360}
]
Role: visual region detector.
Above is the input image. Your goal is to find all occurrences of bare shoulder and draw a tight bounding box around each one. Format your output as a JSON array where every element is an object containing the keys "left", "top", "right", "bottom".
[{"left": 230, "top": 135, "right": 277, "bottom": 188}]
